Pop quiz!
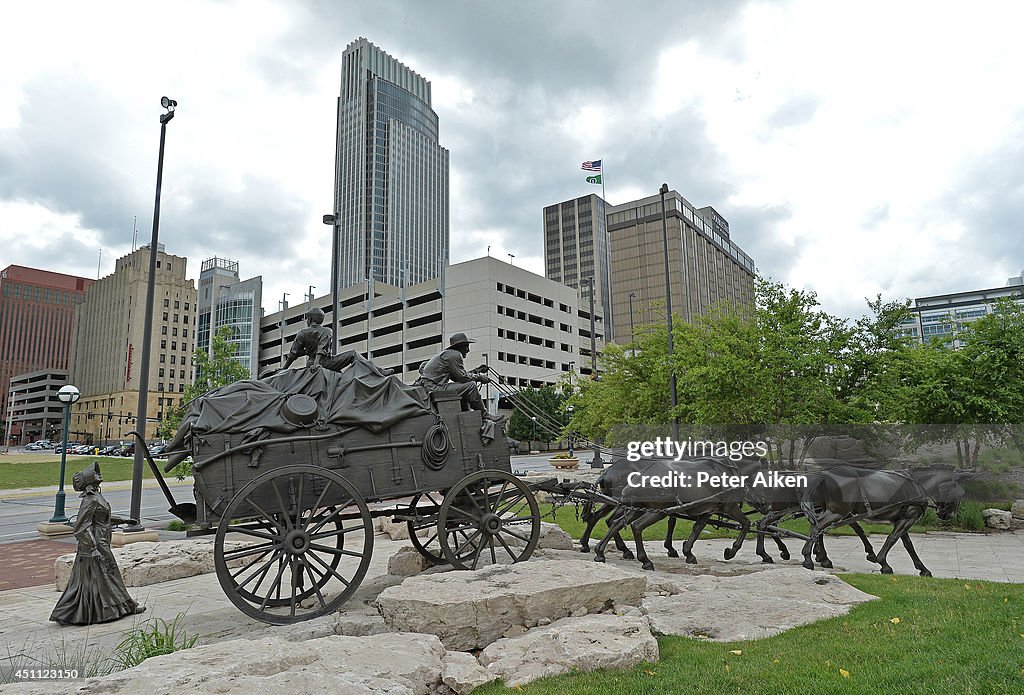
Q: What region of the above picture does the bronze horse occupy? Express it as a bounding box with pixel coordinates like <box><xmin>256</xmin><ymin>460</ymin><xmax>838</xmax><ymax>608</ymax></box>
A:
<box><xmin>799</xmin><ymin>465</ymin><xmax>976</xmax><ymax>576</ymax></box>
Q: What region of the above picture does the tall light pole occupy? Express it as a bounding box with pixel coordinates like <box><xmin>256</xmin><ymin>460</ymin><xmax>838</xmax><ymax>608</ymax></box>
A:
<box><xmin>278</xmin><ymin>293</ymin><xmax>289</xmax><ymax>367</ymax></box>
<box><xmin>566</xmin><ymin>404</ymin><xmax>574</xmax><ymax>457</ymax></box>
<box><xmin>659</xmin><ymin>183</ymin><xmax>679</xmax><ymax>440</ymax></box>
<box><xmin>581</xmin><ymin>277</ymin><xmax>597</xmax><ymax>376</ymax></box>
<box><xmin>128</xmin><ymin>97</ymin><xmax>176</xmax><ymax>533</ymax></box>
<box><xmin>531</xmin><ymin>415</ymin><xmax>537</xmax><ymax>451</ymax></box>
<box><xmin>508</xmin><ymin>253</ymin><xmax>515</xmax><ymax>266</ymax></box>
<box><xmin>628</xmin><ymin>291</ymin><xmax>637</xmax><ymax>342</ymax></box>
<box><xmin>322</xmin><ymin>213</ymin><xmax>340</xmax><ymax>354</ymax></box>
<box><xmin>306</xmin><ymin>285</ymin><xmax>316</xmax><ymax>308</ymax></box>
<box><xmin>49</xmin><ymin>384</ymin><xmax>80</xmax><ymax>523</ymax></box>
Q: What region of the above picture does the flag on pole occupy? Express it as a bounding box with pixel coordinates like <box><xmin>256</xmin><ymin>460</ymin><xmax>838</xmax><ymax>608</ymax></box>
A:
<box><xmin>581</xmin><ymin>160</ymin><xmax>602</xmax><ymax>172</ymax></box>
<box><xmin>586</xmin><ymin>174</ymin><xmax>602</xmax><ymax>185</ymax></box>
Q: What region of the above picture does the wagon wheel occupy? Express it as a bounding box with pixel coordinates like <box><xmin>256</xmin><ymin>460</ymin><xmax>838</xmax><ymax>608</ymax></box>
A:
<box><xmin>214</xmin><ymin>465</ymin><xmax>373</xmax><ymax>624</ymax></box>
<box><xmin>230</xmin><ymin>510</ymin><xmax>344</xmax><ymax>608</ymax></box>
<box><xmin>438</xmin><ymin>470</ymin><xmax>540</xmax><ymax>570</ymax></box>
<box><xmin>405</xmin><ymin>492</ymin><xmax>477</xmax><ymax>565</ymax></box>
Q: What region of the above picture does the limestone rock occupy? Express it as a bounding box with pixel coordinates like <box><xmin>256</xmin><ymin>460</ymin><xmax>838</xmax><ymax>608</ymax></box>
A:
<box><xmin>504</xmin><ymin>521</ymin><xmax>575</xmax><ymax>550</ymax></box>
<box><xmin>479</xmin><ymin>614</ymin><xmax>658</xmax><ymax>688</ymax></box>
<box><xmin>441</xmin><ymin>651</ymin><xmax>495</xmax><ymax>695</ymax></box>
<box><xmin>640</xmin><ymin>567</ymin><xmax>876</xmax><ymax>641</ymax></box>
<box><xmin>983</xmin><ymin>508</ymin><xmax>1013</xmax><ymax>530</ymax></box>
<box><xmin>54</xmin><ymin>539</ymin><xmax>251</xmax><ymax>591</ymax></box>
<box><xmin>376</xmin><ymin>515</ymin><xmax>422</xmax><ymax>541</ymax></box>
<box><xmin>376</xmin><ymin>559</ymin><xmax>647</xmax><ymax>650</ymax></box>
<box><xmin>0</xmin><ymin>632</ymin><xmax>447</xmax><ymax>695</ymax></box>
<box><xmin>1010</xmin><ymin>499</ymin><xmax>1024</xmax><ymax>520</ymax></box>
<box><xmin>389</xmin><ymin>545</ymin><xmax>434</xmax><ymax>576</ymax></box>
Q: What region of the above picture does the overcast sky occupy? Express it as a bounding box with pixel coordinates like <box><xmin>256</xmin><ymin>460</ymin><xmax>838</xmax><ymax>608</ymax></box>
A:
<box><xmin>2</xmin><ymin>0</ymin><xmax>1022</xmax><ymax>320</ymax></box>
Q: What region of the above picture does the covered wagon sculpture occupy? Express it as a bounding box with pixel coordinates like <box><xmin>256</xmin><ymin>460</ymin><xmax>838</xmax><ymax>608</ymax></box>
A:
<box><xmin>138</xmin><ymin>361</ymin><xmax>557</xmax><ymax>625</ymax></box>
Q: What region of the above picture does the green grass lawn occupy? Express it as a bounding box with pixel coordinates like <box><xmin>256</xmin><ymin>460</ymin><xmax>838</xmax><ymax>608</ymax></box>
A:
<box><xmin>477</xmin><ymin>574</ymin><xmax>1024</xmax><ymax>694</ymax></box>
<box><xmin>0</xmin><ymin>455</ymin><xmax>154</xmax><ymax>490</ymax></box>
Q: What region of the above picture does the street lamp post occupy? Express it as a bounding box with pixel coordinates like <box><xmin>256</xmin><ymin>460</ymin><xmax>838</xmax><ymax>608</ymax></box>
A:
<box><xmin>659</xmin><ymin>183</ymin><xmax>679</xmax><ymax>441</ymax></box>
<box><xmin>49</xmin><ymin>384</ymin><xmax>81</xmax><ymax>523</ymax></box>
<box><xmin>128</xmin><ymin>96</ymin><xmax>177</xmax><ymax>533</ymax></box>
<box><xmin>628</xmin><ymin>291</ymin><xmax>636</xmax><ymax>342</ymax></box>
<box><xmin>566</xmin><ymin>404</ymin><xmax>574</xmax><ymax>457</ymax></box>
<box><xmin>531</xmin><ymin>416</ymin><xmax>537</xmax><ymax>451</ymax></box>
<box><xmin>581</xmin><ymin>277</ymin><xmax>598</xmax><ymax>376</ymax></box>
<box><xmin>322</xmin><ymin>213</ymin><xmax>341</xmax><ymax>354</ymax></box>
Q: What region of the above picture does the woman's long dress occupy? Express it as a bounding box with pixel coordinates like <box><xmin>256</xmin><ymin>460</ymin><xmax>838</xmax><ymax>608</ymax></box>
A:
<box><xmin>49</xmin><ymin>490</ymin><xmax>141</xmax><ymax>625</ymax></box>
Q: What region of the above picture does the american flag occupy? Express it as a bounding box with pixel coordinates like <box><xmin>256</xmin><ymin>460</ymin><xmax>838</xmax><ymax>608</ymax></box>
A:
<box><xmin>581</xmin><ymin>160</ymin><xmax>602</xmax><ymax>172</ymax></box>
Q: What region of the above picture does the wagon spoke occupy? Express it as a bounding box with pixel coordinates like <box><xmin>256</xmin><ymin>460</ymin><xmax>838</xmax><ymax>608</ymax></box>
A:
<box><xmin>453</xmin><ymin>529</ymin><xmax>483</xmax><ymax>557</ymax></box>
<box><xmin>223</xmin><ymin>541</ymin><xmax>275</xmax><ymax>561</ymax></box>
<box><xmin>469</xmin><ymin>535</ymin><xmax>486</xmax><ymax>570</ymax></box>
<box><xmin>231</xmin><ymin>526</ymin><xmax>278</xmax><ymax>542</ymax></box>
<box><xmin>303</xmin><ymin>482</ymin><xmax>335</xmax><ymax>529</ymax></box>
<box><xmin>307</xmin><ymin>550</ymin><xmax>351</xmax><ymax>587</ymax></box>
<box><xmin>234</xmin><ymin>549</ymin><xmax>282</xmax><ymax>588</ymax></box>
<box><xmin>308</xmin><ymin>523</ymin><xmax>363</xmax><ymax>541</ymax></box>
<box><xmin>308</xmin><ymin>498</ymin><xmax>354</xmax><ymax>535</ymax></box>
<box><xmin>502</xmin><ymin>527</ymin><xmax>532</xmax><ymax>543</ymax></box>
<box><xmin>270</xmin><ymin>481</ymin><xmax>292</xmax><ymax>530</ymax></box>
<box><xmin>303</xmin><ymin>562</ymin><xmax>327</xmax><ymax>608</ymax></box>
<box><xmin>447</xmin><ymin>505</ymin><xmax>478</xmax><ymax>521</ymax></box>
<box><xmin>489</xmin><ymin>536</ymin><xmax>497</xmax><ymax>564</ymax></box>
<box><xmin>490</xmin><ymin>482</ymin><xmax>509</xmax><ymax>512</ymax></box>
<box><xmin>258</xmin><ymin>557</ymin><xmax>289</xmax><ymax>611</ymax></box>
<box><xmin>289</xmin><ymin>558</ymin><xmax>299</xmax><ymax>616</ymax></box>
<box><xmin>308</xmin><ymin>542</ymin><xmax>364</xmax><ymax>558</ymax></box>
<box><xmin>244</xmin><ymin>499</ymin><xmax>285</xmax><ymax>532</ymax></box>
<box><xmin>228</xmin><ymin>549</ymin><xmax>272</xmax><ymax>581</ymax></box>
<box><xmin>495</xmin><ymin>494</ymin><xmax>528</xmax><ymax>518</ymax></box>
<box><xmin>496</xmin><ymin>534</ymin><xmax>519</xmax><ymax>562</ymax></box>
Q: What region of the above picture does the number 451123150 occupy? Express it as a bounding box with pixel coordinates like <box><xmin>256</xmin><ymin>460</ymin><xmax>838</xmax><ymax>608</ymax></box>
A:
<box><xmin>15</xmin><ymin>669</ymin><xmax>78</xmax><ymax>679</ymax></box>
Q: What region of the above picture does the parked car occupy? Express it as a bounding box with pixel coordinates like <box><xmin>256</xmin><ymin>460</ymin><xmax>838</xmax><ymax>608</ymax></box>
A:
<box><xmin>25</xmin><ymin>443</ymin><xmax>43</xmax><ymax>451</ymax></box>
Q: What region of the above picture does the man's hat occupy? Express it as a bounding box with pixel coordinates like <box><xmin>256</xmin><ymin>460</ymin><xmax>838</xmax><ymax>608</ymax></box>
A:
<box><xmin>449</xmin><ymin>332</ymin><xmax>475</xmax><ymax>347</ymax></box>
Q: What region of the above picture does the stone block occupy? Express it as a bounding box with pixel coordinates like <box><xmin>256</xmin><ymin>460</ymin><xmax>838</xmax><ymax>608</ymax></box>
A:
<box><xmin>387</xmin><ymin>545</ymin><xmax>434</xmax><ymax>576</ymax></box>
<box><xmin>54</xmin><ymin>539</ymin><xmax>250</xmax><ymax>591</ymax></box>
<box><xmin>479</xmin><ymin>614</ymin><xmax>658</xmax><ymax>687</ymax></box>
<box><xmin>376</xmin><ymin>559</ymin><xmax>647</xmax><ymax>650</ymax></box>
<box><xmin>983</xmin><ymin>508</ymin><xmax>1013</xmax><ymax>530</ymax></box>
<box><xmin>1011</xmin><ymin>499</ymin><xmax>1024</xmax><ymax>520</ymax></box>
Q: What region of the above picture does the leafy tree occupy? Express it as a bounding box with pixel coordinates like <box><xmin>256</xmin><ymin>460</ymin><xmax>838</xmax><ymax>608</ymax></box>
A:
<box><xmin>508</xmin><ymin>384</ymin><xmax>567</xmax><ymax>445</ymax></box>
<box><xmin>159</xmin><ymin>326</ymin><xmax>250</xmax><ymax>440</ymax></box>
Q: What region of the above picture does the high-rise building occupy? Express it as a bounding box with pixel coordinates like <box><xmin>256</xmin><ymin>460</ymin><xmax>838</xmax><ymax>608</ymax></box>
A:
<box><xmin>543</xmin><ymin>194</ymin><xmax>613</xmax><ymax>343</ymax></box>
<box><xmin>606</xmin><ymin>191</ymin><xmax>756</xmax><ymax>343</ymax></box>
<box><xmin>197</xmin><ymin>257</ymin><xmax>263</xmax><ymax>377</ymax></box>
<box><xmin>68</xmin><ymin>246</ymin><xmax>197</xmax><ymax>444</ymax></box>
<box><xmin>333</xmin><ymin>37</ymin><xmax>450</xmax><ymax>293</ymax></box>
<box><xmin>1</xmin><ymin>265</ymin><xmax>93</xmax><ymax>441</ymax></box>
<box><xmin>897</xmin><ymin>270</ymin><xmax>1024</xmax><ymax>348</ymax></box>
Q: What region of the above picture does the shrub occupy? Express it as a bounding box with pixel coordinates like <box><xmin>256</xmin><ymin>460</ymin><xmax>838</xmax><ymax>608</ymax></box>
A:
<box><xmin>113</xmin><ymin>614</ymin><xmax>198</xmax><ymax>670</ymax></box>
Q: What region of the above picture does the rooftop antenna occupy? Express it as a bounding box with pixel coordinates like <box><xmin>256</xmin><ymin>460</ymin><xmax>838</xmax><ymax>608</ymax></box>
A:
<box><xmin>97</xmin><ymin>248</ymin><xmax>102</xmax><ymax>279</ymax></box>
<box><xmin>131</xmin><ymin>216</ymin><xmax>138</xmax><ymax>251</ymax></box>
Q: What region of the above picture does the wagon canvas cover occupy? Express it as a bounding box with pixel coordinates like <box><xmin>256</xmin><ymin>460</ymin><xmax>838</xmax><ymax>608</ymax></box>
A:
<box><xmin>166</xmin><ymin>362</ymin><xmax>432</xmax><ymax>454</ymax></box>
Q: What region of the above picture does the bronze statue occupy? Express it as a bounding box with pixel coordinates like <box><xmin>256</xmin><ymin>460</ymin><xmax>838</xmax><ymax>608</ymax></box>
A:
<box><xmin>416</xmin><ymin>333</ymin><xmax>504</xmax><ymax>422</ymax></box>
<box><xmin>282</xmin><ymin>307</ymin><xmax>333</xmax><ymax>369</ymax></box>
<box><xmin>279</xmin><ymin>307</ymin><xmax>393</xmax><ymax>377</ymax></box>
<box><xmin>50</xmin><ymin>462</ymin><xmax>146</xmax><ymax>625</ymax></box>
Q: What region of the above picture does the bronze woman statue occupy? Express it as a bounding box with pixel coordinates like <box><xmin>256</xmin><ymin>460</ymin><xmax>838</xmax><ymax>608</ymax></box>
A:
<box><xmin>49</xmin><ymin>462</ymin><xmax>146</xmax><ymax>625</ymax></box>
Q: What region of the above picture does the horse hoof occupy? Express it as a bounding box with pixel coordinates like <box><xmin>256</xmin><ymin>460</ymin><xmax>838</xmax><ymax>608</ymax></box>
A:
<box><xmin>666</xmin><ymin>549</ymin><xmax>679</xmax><ymax>558</ymax></box>
<box><xmin>622</xmin><ymin>550</ymin><xmax>635</xmax><ymax>560</ymax></box>
<box><xmin>780</xmin><ymin>551</ymin><xmax>791</xmax><ymax>560</ymax></box>
<box><xmin>760</xmin><ymin>556</ymin><xmax>774</xmax><ymax>564</ymax></box>
<box><xmin>723</xmin><ymin>548</ymin><xmax>736</xmax><ymax>560</ymax></box>
<box><xmin>866</xmin><ymin>554</ymin><xmax>877</xmax><ymax>563</ymax></box>
<box><xmin>594</xmin><ymin>555</ymin><xmax>606</xmax><ymax>564</ymax></box>
<box><xmin>820</xmin><ymin>559</ymin><xmax>833</xmax><ymax>569</ymax></box>
<box><xmin>880</xmin><ymin>566</ymin><xmax>893</xmax><ymax>575</ymax></box>
<box><xmin>685</xmin><ymin>556</ymin><xmax>697</xmax><ymax>565</ymax></box>
<box><xmin>580</xmin><ymin>545</ymin><xmax>590</xmax><ymax>554</ymax></box>
<box><xmin>920</xmin><ymin>570</ymin><xmax>932</xmax><ymax>578</ymax></box>
<box><xmin>641</xmin><ymin>561</ymin><xmax>654</xmax><ymax>571</ymax></box>
<box><xmin>802</xmin><ymin>560</ymin><xmax>814</xmax><ymax>570</ymax></box>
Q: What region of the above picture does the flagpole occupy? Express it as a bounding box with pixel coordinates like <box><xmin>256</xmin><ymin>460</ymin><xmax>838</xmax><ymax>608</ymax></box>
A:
<box><xmin>600</xmin><ymin>156</ymin><xmax>606</xmax><ymax>204</ymax></box>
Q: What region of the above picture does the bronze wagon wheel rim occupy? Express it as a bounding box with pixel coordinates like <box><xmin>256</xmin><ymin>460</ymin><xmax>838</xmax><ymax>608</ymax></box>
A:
<box><xmin>214</xmin><ymin>465</ymin><xmax>373</xmax><ymax>625</ymax></box>
<box><xmin>438</xmin><ymin>470</ymin><xmax>540</xmax><ymax>570</ymax></box>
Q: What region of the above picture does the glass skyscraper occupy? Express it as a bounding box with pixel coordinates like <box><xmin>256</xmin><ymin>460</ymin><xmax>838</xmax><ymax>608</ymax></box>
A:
<box><xmin>333</xmin><ymin>38</ymin><xmax>450</xmax><ymax>290</ymax></box>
